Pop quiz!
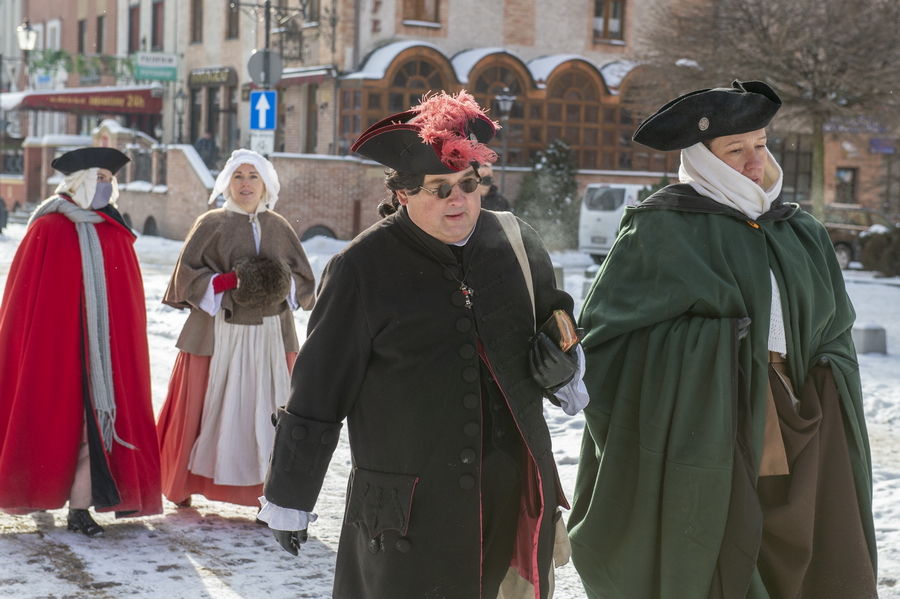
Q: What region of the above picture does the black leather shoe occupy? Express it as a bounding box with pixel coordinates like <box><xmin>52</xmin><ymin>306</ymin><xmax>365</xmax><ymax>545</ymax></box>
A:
<box><xmin>67</xmin><ymin>509</ymin><xmax>105</xmax><ymax>537</ymax></box>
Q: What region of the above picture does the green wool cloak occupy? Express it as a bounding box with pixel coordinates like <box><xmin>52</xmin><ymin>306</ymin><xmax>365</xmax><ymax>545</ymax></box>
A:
<box><xmin>568</xmin><ymin>185</ymin><xmax>875</xmax><ymax>598</ymax></box>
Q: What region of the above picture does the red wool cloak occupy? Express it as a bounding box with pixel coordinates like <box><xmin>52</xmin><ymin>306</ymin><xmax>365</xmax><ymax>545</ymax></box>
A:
<box><xmin>0</xmin><ymin>204</ymin><xmax>162</xmax><ymax>517</ymax></box>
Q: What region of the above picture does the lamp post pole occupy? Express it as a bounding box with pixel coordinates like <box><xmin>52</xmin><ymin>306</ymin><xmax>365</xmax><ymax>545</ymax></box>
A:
<box><xmin>174</xmin><ymin>89</ymin><xmax>186</xmax><ymax>144</ymax></box>
<box><xmin>494</xmin><ymin>87</ymin><xmax>516</xmax><ymax>198</ymax></box>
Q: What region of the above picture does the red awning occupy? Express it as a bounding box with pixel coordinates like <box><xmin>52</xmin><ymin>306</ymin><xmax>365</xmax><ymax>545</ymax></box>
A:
<box><xmin>0</xmin><ymin>85</ymin><xmax>163</xmax><ymax>115</ymax></box>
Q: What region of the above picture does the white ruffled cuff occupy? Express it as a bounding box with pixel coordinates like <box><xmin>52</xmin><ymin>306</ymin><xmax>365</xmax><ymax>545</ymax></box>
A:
<box><xmin>257</xmin><ymin>496</ymin><xmax>317</xmax><ymax>531</ymax></box>
<box><xmin>553</xmin><ymin>344</ymin><xmax>590</xmax><ymax>415</ymax></box>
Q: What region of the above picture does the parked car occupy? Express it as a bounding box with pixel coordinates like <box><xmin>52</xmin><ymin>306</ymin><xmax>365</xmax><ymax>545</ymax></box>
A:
<box><xmin>578</xmin><ymin>183</ymin><xmax>647</xmax><ymax>264</ymax></box>
<box><xmin>799</xmin><ymin>202</ymin><xmax>898</xmax><ymax>269</ymax></box>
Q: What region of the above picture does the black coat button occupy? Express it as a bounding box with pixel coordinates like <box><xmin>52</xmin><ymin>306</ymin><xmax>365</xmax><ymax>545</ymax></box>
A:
<box><xmin>460</xmin><ymin>448</ymin><xmax>477</xmax><ymax>464</ymax></box>
<box><xmin>396</xmin><ymin>538</ymin><xmax>412</xmax><ymax>553</ymax></box>
<box><xmin>459</xmin><ymin>475</ymin><xmax>475</xmax><ymax>489</ymax></box>
<box><xmin>464</xmin><ymin>422</ymin><xmax>480</xmax><ymax>437</ymax></box>
<box><xmin>463</xmin><ymin>393</ymin><xmax>479</xmax><ymax>409</ymax></box>
<box><xmin>450</xmin><ymin>291</ymin><xmax>465</xmax><ymax>307</ymax></box>
<box><xmin>368</xmin><ymin>538</ymin><xmax>379</xmax><ymax>554</ymax></box>
<box><xmin>321</xmin><ymin>430</ymin><xmax>334</xmax><ymax>444</ymax></box>
<box><xmin>456</xmin><ymin>317</ymin><xmax>472</xmax><ymax>333</ymax></box>
<box><xmin>459</xmin><ymin>344</ymin><xmax>475</xmax><ymax>359</ymax></box>
<box><xmin>292</xmin><ymin>426</ymin><xmax>308</xmax><ymax>440</ymax></box>
<box><xmin>462</xmin><ymin>366</ymin><xmax>478</xmax><ymax>382</ymax></box>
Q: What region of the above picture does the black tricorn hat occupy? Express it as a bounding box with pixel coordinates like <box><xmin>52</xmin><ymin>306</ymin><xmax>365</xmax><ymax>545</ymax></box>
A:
<box><xmin>350</xmin><ymin>90</ymin><xmax>498</xmax><ymax>175</ymax></box>
<box><xmin>51</xmin><ymin>147</ymin><xmax>130</xmax><ymax>176</ymax></box>
<box><xmin>632</xmin><ymin>80</ymin><xmax>782</xmax><ymax>152</ymax></box>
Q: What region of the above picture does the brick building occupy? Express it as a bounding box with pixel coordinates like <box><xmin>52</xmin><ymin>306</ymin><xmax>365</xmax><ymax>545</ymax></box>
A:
<box><xmin>2</xmin><ymin>0</ymin><xmax>899</xmax><ymax>239</ymax></box>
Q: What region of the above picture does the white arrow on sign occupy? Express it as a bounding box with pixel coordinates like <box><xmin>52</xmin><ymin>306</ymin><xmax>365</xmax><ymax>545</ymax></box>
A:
<box><xmin>255</xmin><ymin>93</ymin><xmax>271</xmax><ymax>128</ymax></box>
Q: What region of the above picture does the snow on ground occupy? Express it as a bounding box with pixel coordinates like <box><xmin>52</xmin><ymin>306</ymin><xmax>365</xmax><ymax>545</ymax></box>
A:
<box><xmin>0</xmin><ymin>223</ymin><xmax>898</xmax><ymax>598</ymax></box>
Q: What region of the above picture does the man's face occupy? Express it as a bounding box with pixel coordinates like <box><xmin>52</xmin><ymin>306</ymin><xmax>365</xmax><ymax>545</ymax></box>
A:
<box><xmin>398</xmin><ymin>167</ymin><xmax>482</xmax><ymax>244</ymax></box>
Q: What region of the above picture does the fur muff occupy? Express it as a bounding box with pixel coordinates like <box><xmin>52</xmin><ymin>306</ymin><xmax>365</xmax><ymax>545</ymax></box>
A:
<box><xmin>232</xmin><ymin>256</ymin><xmax>292</xmax><ymax>309</ymax></box>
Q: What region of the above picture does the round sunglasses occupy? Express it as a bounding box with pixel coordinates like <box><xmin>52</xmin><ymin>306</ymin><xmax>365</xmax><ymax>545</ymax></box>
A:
<box><xmin>418</xmin><ymin>176</ymin><xmax>483</xmax><ymax>199</ymax></box>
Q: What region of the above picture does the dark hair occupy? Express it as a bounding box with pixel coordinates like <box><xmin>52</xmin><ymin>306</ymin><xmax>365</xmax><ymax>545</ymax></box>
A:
<box><xmin>378</xmin><ymin>170</ymin><xmax>425</xmax><ymax>218</ymax></box>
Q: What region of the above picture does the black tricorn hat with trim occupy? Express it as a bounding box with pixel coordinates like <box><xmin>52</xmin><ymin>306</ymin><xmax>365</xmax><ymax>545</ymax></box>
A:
<box><xmin>350</xmin><ymin>90</ymin><xmax>498</xmax><ymax>174</ymax></box>
<box><xmin>50</xmin><ymin>147</ymin><xmax>131</xmax><ymax>176</ymax></box>
<box><xmin>632</xmin><ymin>80</ymin><xmax>782</xmax><ymax>152</ymax></box>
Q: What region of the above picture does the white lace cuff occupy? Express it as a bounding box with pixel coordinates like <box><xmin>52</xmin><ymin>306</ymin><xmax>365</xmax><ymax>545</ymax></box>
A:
<box><xmin>553</xmin><ymin>344</ymin><xmax>590</xmax><ymax>415</ymax></box>
<box><xmin>257</xmin><ymin>496</ymin><xmax>317</xmax><ymax>531</ymax></box>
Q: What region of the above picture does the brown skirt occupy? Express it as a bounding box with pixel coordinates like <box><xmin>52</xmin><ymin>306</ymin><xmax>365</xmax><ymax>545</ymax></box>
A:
<box><xmin>756</xmin><ymin>355</ymin><xmax>876</xmax><ymax>599</ymax></box>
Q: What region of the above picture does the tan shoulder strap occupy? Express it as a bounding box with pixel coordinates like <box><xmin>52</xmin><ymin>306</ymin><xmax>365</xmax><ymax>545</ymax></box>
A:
<box><xmin>495</xmin><ymin>211</ymin><xmax>535</xmax><ymax>328</ymax></box>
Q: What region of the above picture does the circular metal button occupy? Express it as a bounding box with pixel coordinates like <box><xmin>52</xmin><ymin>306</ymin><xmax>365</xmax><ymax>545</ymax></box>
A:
<box><xmin>458</xmin><ymin>344</ymin><xmax>475</xmax><ymax>359</ymax></box>
<box><xmin>291</xmin><ymin>426</ymin><xmax>307</xmax><ymax>440</ymax></box>
<box><xmin>464</xmin><ymin>422</ymin><xmax>480</xmax><ymax>437</ymax></box>
<box><xmin>459</xmin><ymin>475</ymin><xmax>475</xmax><ymax>489</ymax></box>
<box><xmin>396</xmin><ymin>538</ymin><xmax>411</xmax><ymax>553</ymax></box>
<box><xmin>462</xmin><ymin>366</ymin><xmax>478</xmax><ymax>382</ymax></box>
<box><xmin>320</xmin><ymin>430</ymin><xmax>334</xmax><ymax>444</ymax></box>
<box><xmin>460</xmin><ymin>448</ymin><xmax>477</xmax><ymax>464</ymax></box>
<box><xmin>456</xmin><ymin>317</ymin><xmax>472</xmax><ymax>333</ymax></box>
<box><xmin>462</xmin><ymin>393</ymin><xmax>479</xmax><ymax>409</ymax></box>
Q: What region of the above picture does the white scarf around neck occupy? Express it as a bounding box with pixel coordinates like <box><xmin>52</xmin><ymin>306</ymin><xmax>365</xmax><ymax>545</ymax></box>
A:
<box><xmin>679</xmin><ymin>142</ymin><xmax>783</xmax><ymax>219</ymax></box>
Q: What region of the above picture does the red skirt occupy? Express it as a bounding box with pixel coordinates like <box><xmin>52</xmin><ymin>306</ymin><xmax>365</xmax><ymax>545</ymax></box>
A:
<box><xmin>157</xmin><ymin>351</ymin><xmax>296</xmax><ymax>507</ymax></box>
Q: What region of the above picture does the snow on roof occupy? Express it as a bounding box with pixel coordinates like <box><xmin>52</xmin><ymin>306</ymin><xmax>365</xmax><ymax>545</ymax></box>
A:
<box><xmin>343</xmin><ymin>40</ymin><xmax>448</xmax><ymax>80</ymax></box>
<box><xmin>528</xmin><ymin>54</ymin><xmax>595</xmax><ymax>86</ymax></box>
<box><xmin>451</xmin><ymin>48</ymin><xmax>523</xmax><ymax>85</ymax></box>
<box><xmin>599</xmin><ymin>61</ymin><xmax>639</xmax><ymax>95</ymax></box>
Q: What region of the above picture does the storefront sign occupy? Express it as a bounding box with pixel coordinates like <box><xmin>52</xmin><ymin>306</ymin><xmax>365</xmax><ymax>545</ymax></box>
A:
<box><xmin>135</xmin><ymin>52</ymin><xmax>178</xmax><ymax>82</ymax></box>
<box><xmin>188</xmin><ymin>67</ymin><xmax>238</xmax><ymax>87</ymax></box>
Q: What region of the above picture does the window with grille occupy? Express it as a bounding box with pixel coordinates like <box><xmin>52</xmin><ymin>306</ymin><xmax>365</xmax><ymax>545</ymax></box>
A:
<box><xmin>594</xmin><ymin>0</ymin><xmax>624</xmax><ymax>40</ymax></box>
<box><xmin>404</xmin><ymin>0</ymin><xmax>439</xmax><ymax>22</ymax></box>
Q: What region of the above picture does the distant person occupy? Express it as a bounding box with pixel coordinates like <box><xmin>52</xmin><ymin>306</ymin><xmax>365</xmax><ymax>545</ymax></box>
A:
<box><xmin>157</xmin><ymin>149</ymin><xmax>316</xmax><ymax>513</ymax></box>
<box><xmin>0</xmin><ymin>147</ymin><xmax>162</xmax><ymax>536</ymax></box>
<box><xmin>0</xmin><ymin>199</ymin><xmax>7</xmax><ymax>232</ymax></box>
<box><xmin>194</xmin><ymin>131</ymin><xmax>218</xmax><ymax>169</ymax></box>
<box><xmin>479</xmin><ymin>161</ymin><xmax>511</xmax><ymax>211</ymax></box>
<box><xmin>569</xmin><ymin>80</ymin><xmax>877</xmax><ymax>598</ymax></box>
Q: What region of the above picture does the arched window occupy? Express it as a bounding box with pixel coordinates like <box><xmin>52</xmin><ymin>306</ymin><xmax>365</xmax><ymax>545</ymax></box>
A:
<box><xmin>339</xmin><ymin>58</ymin><xmax>446</xmax><ymax>155</ymax></box>
<box><xmin>544</xmin><ymin>70</ymin><xmax>601</xmax><ymax>169</ymax></box>
<box><xmin>471</xmin><ymin>65</ymin><xmax>525</xmax><ymax>167</ymax></box>
<box><xmin>388</xmin><ymin>59</ymin><xmax>445</xmax><ymax>111</ymax></box>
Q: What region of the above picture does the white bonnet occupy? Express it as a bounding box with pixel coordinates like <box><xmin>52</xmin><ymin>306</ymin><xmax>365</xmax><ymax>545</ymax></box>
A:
<box><xmin>208</xmin><ymin>149</ymin><xmax>281</xmax><ymax>209</ymax></box>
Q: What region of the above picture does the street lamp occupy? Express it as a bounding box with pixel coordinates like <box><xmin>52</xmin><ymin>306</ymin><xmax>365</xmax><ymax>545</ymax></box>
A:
<box><xmin>494</xmin><ymin>87</ymin><xmax>516</xmax><ymax>197</ymax></box>
<box><xmin>16</xmin><ymin>19</ymin><xmax>38</xmax><ymax>89</ymax></box>
<box><xmin>174</xmin><ymin>89</ymin><xmax>186</xmax><ymax>144</ymax></box>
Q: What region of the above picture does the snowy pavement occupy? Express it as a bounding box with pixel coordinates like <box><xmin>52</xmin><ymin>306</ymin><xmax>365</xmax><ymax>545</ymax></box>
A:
<box><xmin>0</xmin><ymin>224</ymin><xmax>898</xmax><ymax>598</ymax></box>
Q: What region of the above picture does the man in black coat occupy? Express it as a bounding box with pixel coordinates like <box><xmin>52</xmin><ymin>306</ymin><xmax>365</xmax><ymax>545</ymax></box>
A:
<box><xmin>259</xmin><ymin>90</ymin><xmax>588</xmax><ymax>599</ymax></box>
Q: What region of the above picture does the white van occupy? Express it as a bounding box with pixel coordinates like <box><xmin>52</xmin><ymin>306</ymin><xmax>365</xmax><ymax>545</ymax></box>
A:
<box><xmin>578</xmin><ymin>184</ymin><xmax>647</xmax><ymax>263</ymax></box>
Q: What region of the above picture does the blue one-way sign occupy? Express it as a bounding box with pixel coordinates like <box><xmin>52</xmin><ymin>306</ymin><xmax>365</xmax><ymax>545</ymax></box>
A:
<box><xmin>249</xmin><ymin>90</ymin><xmax>277</xmax><ymax>130</ymax></box>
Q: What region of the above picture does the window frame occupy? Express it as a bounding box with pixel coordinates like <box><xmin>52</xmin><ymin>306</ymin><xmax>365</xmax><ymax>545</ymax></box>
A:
<box><xmin>128</xmin><ymin>6</ymin><xmax>141</xmax><ymax>54</ymax></box>
<box><xmin>593</xmin><ymin>0</ymin><xmax>625</xmax><ymax>42</ymax></box>
<box><xmin>151</xmin><ymin>0</ymin><xmax>165</xmax><ymax>51</ymax></box>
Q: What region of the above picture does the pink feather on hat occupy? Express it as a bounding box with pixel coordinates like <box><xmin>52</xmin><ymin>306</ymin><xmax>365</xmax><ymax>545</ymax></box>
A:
<box><xmin>410</xmin><ymin>90</ymin><xmax>499</xmax><ymax>170</ymax></box>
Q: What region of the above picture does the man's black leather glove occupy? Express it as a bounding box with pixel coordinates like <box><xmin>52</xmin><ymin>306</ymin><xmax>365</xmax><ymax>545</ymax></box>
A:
<box><xmin>529</xmin><ymin>332</ymin><xmax>578</xmax><ymax>392</ymax></box>
<box><xmin>273</xmin><ymin>529</ymin><xmax>308</xmax><ymax>556</ymax></box>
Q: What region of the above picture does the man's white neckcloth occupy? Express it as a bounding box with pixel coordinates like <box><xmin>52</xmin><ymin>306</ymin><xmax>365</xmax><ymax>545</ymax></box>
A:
<box><xmin>208</xmin><ymin>149</ymin><xmax>281</xmax><ymax>210</ymax></box>
<box><xmin>679</xmin><ymin>142</ymin><xmax>783</xmax><ymax>220</ymax></box>
<box><xmin>55</xmin><ymin>168</ymin><xmax>121</xmax><ymax>209</ymax></box>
